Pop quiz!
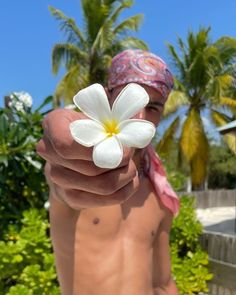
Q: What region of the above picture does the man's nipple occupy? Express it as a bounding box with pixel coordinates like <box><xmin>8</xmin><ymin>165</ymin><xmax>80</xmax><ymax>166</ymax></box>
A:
<box><xmin>93</xmin><ymin>217</ymin><xmax>100</xmax><ymax>225</ymax></box>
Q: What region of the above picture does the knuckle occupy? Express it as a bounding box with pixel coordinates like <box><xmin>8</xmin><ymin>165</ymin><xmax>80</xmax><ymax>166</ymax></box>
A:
<box><xmin>49</xmin><ymin>165</ymin><xmax>61</xmax><ymax>183</ymax></box>
<box><xmin>52</xmin><ymin>138</ymin><xmax>69</xmax><ymax>157</ymax></box>
<box><xmin>64</xmin><ymin>189</ymin><xmax>83</xmax><ymax>210</ymax></box>
<box><xmin>76</xmin><ymin>161</ymin><xmax>105</xmax><ymax>176</ymax></box>
<box><xmin>63</xmin><ymin>189</ymin><xmax>74</xmax><ymax>204</ymax></box>
<box><xmin>87</xmin><ymin>166</ymin><xmax>107</xmax><ymax>177</ymax></box>
<box><xmin>36</xmin><ymin>140</ymin><xmax>44</xmax><ymax>154</ymax></box>
<box><xmin>36</xmin><ymin>139</ymin><xmax>47</xmax><ymax>157</ymax></box>
<box><xmin>42</xmin><ymin>110</ymin><xmax>61</xmax><ymax>130</ymax></box>
<box><xmin>44</xmin><ymin>163</ymin><xmax>50</xmax><ymax>179</ymax></box>
<box><xmin>97</xmin><ymin>176</ymin><xmax>116</xmax><ymax>195</ymax></box>
<box><xmin>122</xmin><ymin>147</ymin><xmax>134</xmax><ymax>164</ymax></box>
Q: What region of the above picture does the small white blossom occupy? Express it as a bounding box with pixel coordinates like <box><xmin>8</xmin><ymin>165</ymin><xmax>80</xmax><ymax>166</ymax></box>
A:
<box><xmin>14</xmin><ymin>101</ymin><xmax>25</xmax><ymax>112</ymax></box>
<box><xmin>9</xmin><ymin>91</ymin><xmax>33</xmax><ymax>111</ymax></box>
<box><xmin>16</xmin><ymin>91</ymin><xmax>33</xmax><ymax>108</ymax></box>
<box><xmin>70</xmin><ymin>83</ymin><xmax>156</xmax><ymax>169</ymax></box>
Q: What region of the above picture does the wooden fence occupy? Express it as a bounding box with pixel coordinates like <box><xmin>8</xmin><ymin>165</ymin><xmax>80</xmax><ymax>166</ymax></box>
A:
<box><xmin>199</xmin><ymin>230</ymin><xmax>236</xmax><ymax>294</ymax></box>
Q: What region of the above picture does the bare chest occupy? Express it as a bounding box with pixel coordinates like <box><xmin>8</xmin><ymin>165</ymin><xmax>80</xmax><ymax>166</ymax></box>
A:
<box><xmin>76</xmin><ymin>177</ymin><xmax>164</xmax><ymax>245</ymax></box>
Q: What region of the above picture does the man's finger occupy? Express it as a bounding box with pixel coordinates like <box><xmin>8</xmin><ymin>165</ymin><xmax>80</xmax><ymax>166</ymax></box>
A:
<box><xmin>43</xmin><ymin>109</ymin><xmax>93</xmax><ymax>160</ymax></box>
<box><xmin>37</xmin><ymin>136</ymin><xmax>132</xmax><ymax>176</ymax></box>
<box><xmin>59</xmin><ymin>175</ymin><xmax>140</xmax><ymax>210</ymax></box>
<box><xmin>48</xmin><ymin>159</ymin><xmax>137</xmax><ymax>195</ymax></box>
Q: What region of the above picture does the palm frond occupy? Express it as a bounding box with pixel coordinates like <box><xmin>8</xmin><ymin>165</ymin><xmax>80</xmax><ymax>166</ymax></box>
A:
<box><xmin>190</xmin><ymin>151</ymin><xmax>208</xmax><ymax>187</ymax></box>
<box><xmin>211</xmin><ymin>110</ymin><xmax>236</xmax><ymax>154</ymax></box>
<box><xmin>180</xmin><ymin>107</ymin><xmax>208</xmax><ymax>163</ymax></box>
<box><xmin>91</xmin><ymin>19</ymin><xmax>116</xmax><ymax>54</ymax></box>
<box><xmin>220</xmin><ymin>97</ymin><xmax>236</xmax><ymax>109</ymax></box>
<box><xmin>180</xmin><ymin>107</ymin><xmax>209</xmax><ymax>185</ymax></box>
<box><xmin>177</xmin><ymin>34</ymin><xmax>187</xmax><ymax>55</ymax></box>
<box><xmin>113</xmin><ymin>14</ymin><xmax>143</xmax><ymax>35</ymax></box>
<box><xmin>81</xmin><ymin>0</ymin><xmax>111</xmax><ymax>42</ymax></box>
<box><xmin>163</xmin><ymin>90</ymin><xmax>189</xmax><ymax>117</ymax></box>
<box><xmin>156</xmin><ymin>117</ymin><xmax>180</xmax><ymax>155</ymax></box>
<box><xmin>103</xmin><ymin>0</ymin><xmax>118</xmax><ymax>5</ymax></box>
<box><xmin>49</xmin><ymin>6</ymin><xmax>86</xmax><ymax>46</ymax></box>
<box><xmin>109</xmin><ymin>0</ymin><xmax>134</xmax><ymax>23</ymax></box>
<box><xmin>218</xmin><ymin>74</ymin><xmax>235</xmax><ymax>89</ymax></box>
<box><xmin>211</xmin><ymin>74</ymin><xmax>235</xmax><ymax>102</ymax></box>
<box><xmin>116</xmin><ymin>36</ymin><xmax>148</xmax><ymax>50</ymax></box>
<box><xmin>167</xmin><ymin>43</ymin><xmax>186</xmax><ymax>81</ymax></box>
<box><xmin>51</xmin><ymin>43</ymin><xmax>88</xmax><ymax>74</ymax></box>
<box><xmin>214</xmin><ymin>36</ymin><xmax>236</xmax><ymax>64</ymax></box>
<box><xmin>54</xmin><ymin>65</ymin><xmax>89</xmax><ymax>105</ymax></box>
<box><xmin>188</xmin><ymin>51</ymin><xmax>208</xmax><ymax>89</ymax></box>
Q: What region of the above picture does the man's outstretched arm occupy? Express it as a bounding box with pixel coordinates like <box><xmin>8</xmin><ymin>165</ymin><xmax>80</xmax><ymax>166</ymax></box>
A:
<box><xmin>152</xmin><ymin>208</ymin><xmax>179</xmax><ymax>295</ymax></box>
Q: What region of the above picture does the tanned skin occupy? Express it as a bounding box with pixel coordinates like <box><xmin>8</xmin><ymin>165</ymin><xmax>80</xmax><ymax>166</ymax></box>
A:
<box><xmin>36</xmin><ymin>84</ymin><xmax>179</xmax><ymax>295</ymax></box>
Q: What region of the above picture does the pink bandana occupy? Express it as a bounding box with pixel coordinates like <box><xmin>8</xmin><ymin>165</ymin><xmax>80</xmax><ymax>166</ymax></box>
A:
<box><xmin>142</xmin><ymin>145</ymin><xmax>180</xmax><ymax>218</ymax></box>
<box><xmin>108</xmin><ymin>49</ymin><xmax>174</xmax><ymax>99</ymax></box>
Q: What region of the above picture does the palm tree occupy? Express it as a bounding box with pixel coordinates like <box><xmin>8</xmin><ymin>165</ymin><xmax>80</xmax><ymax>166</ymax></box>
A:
<box><xmin>157</xmin><ymin>27</ymin><xmax>236</xmax><ymax>189</ymax></box>
<box><xmin>49</xmin><ymin>0</ymin><xmax>148</xmax><ymax>106</ymax></box>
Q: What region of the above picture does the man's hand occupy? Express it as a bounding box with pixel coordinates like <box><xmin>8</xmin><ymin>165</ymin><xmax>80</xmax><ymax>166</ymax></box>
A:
<box><xmin>36</xmin><ymin>109</ymin><xmax>139</xmax><ymax>210</ymax></box>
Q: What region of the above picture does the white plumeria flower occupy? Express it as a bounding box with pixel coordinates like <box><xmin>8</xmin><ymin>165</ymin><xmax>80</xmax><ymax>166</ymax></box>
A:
<box><xmin>69</xmin><ymin>83</ymin><xmax>156</xmax><ymax>169</ymax></box>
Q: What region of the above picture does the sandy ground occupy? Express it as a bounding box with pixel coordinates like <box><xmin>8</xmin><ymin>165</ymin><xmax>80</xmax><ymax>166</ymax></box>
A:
<box><xmin>196</xmin><ymin>206</ymin><xmax>236</xmax><ymax>235</ymax></box>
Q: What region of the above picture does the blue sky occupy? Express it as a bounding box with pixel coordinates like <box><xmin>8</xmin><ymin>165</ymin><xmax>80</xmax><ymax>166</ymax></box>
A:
<box><xmin>1</xmin><ymin>0</ymin><xmax>236</xmax><ymax>109</ymax></box>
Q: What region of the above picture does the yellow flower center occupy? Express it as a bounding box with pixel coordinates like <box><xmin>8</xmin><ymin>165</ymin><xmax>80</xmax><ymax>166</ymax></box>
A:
<box><xmin>103</xmin><ymin>119</ymin><xmax>120</xmax><ymax>137</ymax></box>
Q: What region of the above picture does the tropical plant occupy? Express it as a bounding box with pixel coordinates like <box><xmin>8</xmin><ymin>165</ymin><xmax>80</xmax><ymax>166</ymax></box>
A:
<box><xmin>0</xmin><ymin>94</ymin><xmax>52</xmax><ymax>233</ymax></box>
<box><xmin>208</xmin><ymin>143</ymin><xmax>236</xmax><ymax>189</ymax></box>
<box><xmin>0</xmin><ymin>208</ymin><xmax>60</xmax><ymax>295</ymax></box>
<box><xmin>157</xmin><ymin>27</ymin><xmax>236</xmax><ymax>188</ymax></box>
<box><xmin>49</xmin><ymin>0</ymin><xmax>148</xmax><ymax>106</ymax></box>
<box><xmin>170</xmin><ymin>195</ymin><xmax>213</xmax><ymax>294</ymax></box>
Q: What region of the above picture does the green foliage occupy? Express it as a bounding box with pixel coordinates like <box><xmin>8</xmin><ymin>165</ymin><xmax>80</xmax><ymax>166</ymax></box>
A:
<box><xmin>0</xmin><ymin>208</ymin><xmax>60</xmax><ymax>294</ymax></box>
<box><xmin>0</xmin><ymin>95</ymin><xmax>52</xmax><ymax>233</ymax></box>
<box><xmin>208</xmin><ymin>144</ymin><xmax>236</xmax><ymax>189</ymax></box>
<box><xmin>166</xmin><ymin>168</ymin><xmax>186</xmax><ymax>192</ymax></box>
<box><xmin>49</xmin><ymin>0</ymin><xmax>148</xmax><ymax>105</ymax></box>
<box><xmin>170</xmin><ymin>195</ymin><xmax>213</xmax><ymax>294</ymax></box>
<box><xmin>157</xmin><ymin>140</ymin><xmax>188</xmax><ymax>191</ymax></box>
<box><xmin>159</xmin><ymin>27</ymin><xmax>236</xmax><ymax>187</ymax></box>
<box><xmin>170</xmin><ymin>196</ymin><xmax>203</xmax><ymax>251</ymax></box>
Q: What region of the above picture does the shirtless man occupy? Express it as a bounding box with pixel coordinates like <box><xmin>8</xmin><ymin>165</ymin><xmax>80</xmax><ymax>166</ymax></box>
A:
<box><xmin>36</xmin><ymin>49</ymin><xmax>180</xmax><ymax>295</ymax></box>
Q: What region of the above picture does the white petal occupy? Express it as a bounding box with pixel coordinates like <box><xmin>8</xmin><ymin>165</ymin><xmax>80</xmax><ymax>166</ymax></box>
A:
<box><xmin>93</xmin><ymin>136</ymin><xmax>123</xmax><ymax>168</ymax></box>
<box><xmin>73</xmin><ymin>83</ymin><xmax>112</xmax><ymax>122</ymax></box>
<box><xmin>112</xmin><ymin>83</ymin><xmax>149</xmax><ymax>121</ymax></box>
<box><xmin>117</xmin><ymin>119</ymin><xmax>156</xmax><ymax>148</ymax></box>
<box><xmin>69</xmin><ymin>120</ymin><xmax>107</xmax><ymax>147</ymax></box>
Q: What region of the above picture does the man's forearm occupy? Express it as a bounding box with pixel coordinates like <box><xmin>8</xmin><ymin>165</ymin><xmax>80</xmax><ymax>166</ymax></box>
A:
<box><xmin>153</xmin><ymin>277</ymin><xmax>179</xmax><ymax>295</ymax></box>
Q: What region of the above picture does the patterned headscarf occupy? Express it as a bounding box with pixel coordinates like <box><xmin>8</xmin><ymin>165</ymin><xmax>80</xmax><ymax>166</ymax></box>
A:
<box><xmin>108</xmin><ymin>49</ymin><xmax>174</xmax><ymax>99</ymax></box>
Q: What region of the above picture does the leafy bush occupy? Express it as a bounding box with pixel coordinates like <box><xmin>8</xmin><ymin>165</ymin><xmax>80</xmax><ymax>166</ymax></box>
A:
<box><xmin>170</xmin><ymin>195</ymin><xmax>213</xmax><ymax>294</ymax></box>
<box><xmin>0</xmin><ymin>94</ymin><xmax>52</xmax><ymax>233</ymax></box>
<box><xmin>166</xmin><ymin>167</ymin><xmax>187</xmax><ymax>192</ymax></box>
<box><xmin>208</xmin><ymin>144</ymin><xmax>236</xmax><ymax>189</ymax></box>
<box><xmin>0</xmin><ymin>208</ymin><xmax>60</xmax><ymax>295</ymax></box>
